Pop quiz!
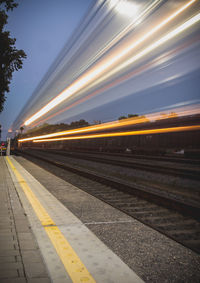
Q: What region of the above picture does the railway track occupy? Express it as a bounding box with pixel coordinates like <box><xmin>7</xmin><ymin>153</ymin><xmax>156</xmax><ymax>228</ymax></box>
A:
<box><xmin>36</xmin><ymin>149</ymin><xmax>200</xmax><ymax>181</ymax></box>
<box><xmin>50</xmin><ymin>149</ymin><xmax>200</xmax><ymax>165</ymax></box>
<box><xmin>15</xmin><ymin>149</ymin><xmax>200</xmax><ymax>254</ymax></box>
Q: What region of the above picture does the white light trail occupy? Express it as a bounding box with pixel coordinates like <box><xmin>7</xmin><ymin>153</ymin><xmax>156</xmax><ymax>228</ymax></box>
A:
<box><xmin>24</xmin><ymin>0</ymin><xmax>197</xmax><ymax>126</ymax></box>
<box><xmin>93</xmin><ymin>12</ymin><xmax>200</xmax><ymax>84</ymax></box>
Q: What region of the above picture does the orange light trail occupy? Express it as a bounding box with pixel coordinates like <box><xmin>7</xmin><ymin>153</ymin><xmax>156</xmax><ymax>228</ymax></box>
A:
<box><xmin>18</xmin><ymin>105</ymin><xmax>200</xmax><ymax>143</ymax></box>
<box><xmin>19</xmin><ymin>116</ymin><xmax>148</xmax><ymax>142</ymax></box>
<box><xmin>24</xmin><ymin>0</ymin><xmax>197</xmax><ymax>126</ymax></box>
<box><xmin>33</xmin><ymin>125</ymin><xmax>200</xmax><ymax>143</ymax></box>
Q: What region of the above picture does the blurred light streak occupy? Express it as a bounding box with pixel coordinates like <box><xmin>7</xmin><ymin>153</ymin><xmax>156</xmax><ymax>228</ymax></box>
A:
<box><xmin>91</xmin><ymin>11</ymin><xmax>200</xmax><ymax>88</ymax></box>
<box><xmin>24</xmin><ymin>0</ymin><xmax>197</xmax><ymax>127</ymax></box>
<box><xmin>32</xmin><ymin>125</ymin><xmax>200</xmax><ymax>143</ymax></box>
<box><xmin>30</xmin><ymin>34</ymin><xmax>200</xmax><ymax>129</ymax></box>
<box><xmin>82</xmin><ymin>1</ymin><xmax>161</xmax><ymax>74</ymax></box>
<box><xmin>18</xmin><ymin>105</ymin><xmax>200</xmax><ymax>143</ymax></box>
<box><xmin>124</xmin><ymin>12</ymin><xmax>200</xmax><ymax>68</ymax></box>
<box><xmin>19</xmin><ymin>117</ymin><xmax>149</xmax><ymax>142</ymax></box>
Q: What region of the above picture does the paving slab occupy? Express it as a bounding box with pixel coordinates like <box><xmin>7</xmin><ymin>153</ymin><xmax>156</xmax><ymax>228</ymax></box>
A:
<box><xmin>0</xmin><ymin>157</ymin><xmax>50</xmax><ymax>283</ymax></box>
<box><xmin>0</xmin><ymin>279</ymin><xmax>26</xmax><ymax>283</ymax></box>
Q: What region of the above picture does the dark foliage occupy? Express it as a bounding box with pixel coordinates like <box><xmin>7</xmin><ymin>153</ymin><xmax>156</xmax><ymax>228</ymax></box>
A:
<box><xmin>0</xmin><ymin>0</ymin><xmax>26</xmax><ymax>112</ymax></box>
<box><xmin>118</xmin><ymin>114</ymin><xmax>139</xmax><ymax>120</ymax></box>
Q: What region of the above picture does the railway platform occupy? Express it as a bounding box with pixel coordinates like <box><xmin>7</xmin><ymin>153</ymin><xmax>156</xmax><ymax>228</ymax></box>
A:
<box><xmin>0</xmin><ymin>155</ymin><xmax>143</xmax><ymax>283</ymax></box>
<box><xmin>1</xmin><ymin>155</ymin><xmax>200</xmax><ymax>283</ymax></box>
<box><xmin>0</xmin><ymin>156</ymin><xmax>50</xmax><ymax>283</ymax></box>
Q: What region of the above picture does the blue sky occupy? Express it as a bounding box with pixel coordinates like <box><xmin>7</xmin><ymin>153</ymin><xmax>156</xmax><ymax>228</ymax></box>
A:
<box><xmin>0</xmin><ymin>0</ymin><xmax>94</xmax><ymax>139</ymax></box>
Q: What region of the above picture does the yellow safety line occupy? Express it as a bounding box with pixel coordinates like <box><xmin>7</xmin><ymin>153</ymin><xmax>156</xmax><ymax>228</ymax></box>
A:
<box><xmin>6</xmin><ymin>156</ymin><xmax>96</xmax><ymax>283</ymax></box>
<box><xmin>6</xmin><ymin>156</ymin><xmax>54</xmax><ymax>226</ymax></box>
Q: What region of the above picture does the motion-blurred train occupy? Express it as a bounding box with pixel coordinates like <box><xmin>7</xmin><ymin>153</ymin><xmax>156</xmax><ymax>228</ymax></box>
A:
<box><xmin>18</xmin><ymin>113</ymin><xmax>200</xmax><ymax>158</ymax></box>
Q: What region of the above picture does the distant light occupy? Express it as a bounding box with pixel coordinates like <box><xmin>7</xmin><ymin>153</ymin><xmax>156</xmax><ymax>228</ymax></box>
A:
<box><xmin>110</xmin><ymin>0</ymin><xmax>140</xmax><ymax>17</ymax></box>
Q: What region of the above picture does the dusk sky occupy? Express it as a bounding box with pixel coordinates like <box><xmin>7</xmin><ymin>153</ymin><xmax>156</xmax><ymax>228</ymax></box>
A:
<box><xmin>0</xmin><ymin>0</ymin><xmax>94</xmax><ymax>139</ymax></box>
<box><xmin>0</xmin><ymin>0</ymin><xmax>200</xmax><ymax>140</ymax></box>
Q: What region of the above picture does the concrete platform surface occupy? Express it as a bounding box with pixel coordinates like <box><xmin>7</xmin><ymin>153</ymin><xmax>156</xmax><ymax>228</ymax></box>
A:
<box><xmin>1</xmin><ymin>156</ymin><xmax>143</xmax><ymax>283</ymax></box>
<box><xmin>0</xmin><ymin>156</ymin><xmax>50</xmax><ymax>283</ymax></box>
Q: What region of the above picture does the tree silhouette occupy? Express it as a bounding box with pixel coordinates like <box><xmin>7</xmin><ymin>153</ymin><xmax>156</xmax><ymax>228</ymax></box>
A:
<box><xmin>119</xmin><ymin>114</ymin><xmax>139</xmax><ymax>120</ymax></box>
<box><xmin>118</xmin><ymin>116</ymin><xmax>127</xmax><ymax>120</ymax></box>
<box><xmin>0</xmin><ymin>0</ymin><xmax>26</xmax><ymax>112</ymax></box>
<box><xmin>20</xmin><ymin>126</ymin><xmax>24</xmax><ymax>134</ymax></box>
<box><xmin>128</xmin><ymin>114</ymin><xmax>139</xmax><ymax>118</ymax></box>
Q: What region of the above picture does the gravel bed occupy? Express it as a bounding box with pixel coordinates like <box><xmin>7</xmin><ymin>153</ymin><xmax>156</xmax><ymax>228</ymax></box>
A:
<box><xmin>85</xmin><ymin>152</ymin><xmax>200</xmax><ymax>170</ymax></box>
<box><xmin>32</xmin><ymin>150</ymin><xmax>200</xmax><ymax>203</ymax></box>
